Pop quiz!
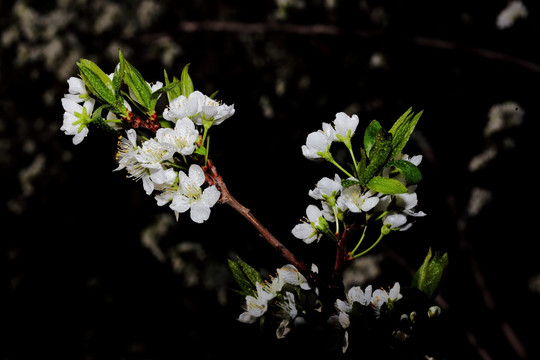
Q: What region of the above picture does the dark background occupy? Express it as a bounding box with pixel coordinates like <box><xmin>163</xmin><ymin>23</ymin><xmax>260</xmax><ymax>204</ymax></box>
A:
<box><xmin>1</xmin><ymin>0</ymin><xmax>539</xmax><ymax>359</ymax></box>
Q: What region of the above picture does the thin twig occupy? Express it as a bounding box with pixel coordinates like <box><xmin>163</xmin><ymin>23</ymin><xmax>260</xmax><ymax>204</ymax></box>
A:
<box><xmin>204</xmin><ymin>160</ymin><xmax>318</xmax><ymax>284</ymax></box>
<box><xmin>178</xmin><ymin>20</ymin><xmax>540</xmax><ymax>74</ymax></box>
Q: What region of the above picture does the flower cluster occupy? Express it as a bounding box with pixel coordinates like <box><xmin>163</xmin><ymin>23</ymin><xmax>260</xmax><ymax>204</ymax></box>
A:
<box><xmin>60</xmin><ymin>52</ymin><xmax>235</xmax><ymax>223</ymax></box>
<box><xmin>329</xmin><ymin>283</ymin><xmax>403</xmax><ymax>352</ymax></box>
<box><xmin>231</xmin><ymin>260</ymin><xmax>320</xmax><ymax>339</ymax></box>
<box><xmin>293</xmin><ymin>110</ymin><xmax>425</xmax><ymax>258</ymax></box>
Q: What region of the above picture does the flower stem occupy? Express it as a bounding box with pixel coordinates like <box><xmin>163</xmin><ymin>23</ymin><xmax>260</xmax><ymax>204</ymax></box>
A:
<box><xmin>352</xmin><ymin>232</ymin><xmax>386</xmax><ymax>258</ymax></box>
<box><xmin>344</xmin><ymin>140</ymin><xmax>358</xmax><ymax>178</ymax></box>
<box><xmin>349</xmin><ymin>225</ymin><xmax>368</xmax><ymax>257</ymax></box>
<box><xmin>328</xmin><ymin>157</ymin><xmax>354</xmax><ymax>178</ymax></box>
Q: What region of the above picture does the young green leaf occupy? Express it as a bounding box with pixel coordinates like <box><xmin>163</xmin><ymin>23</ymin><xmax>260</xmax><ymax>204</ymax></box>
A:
<box><xmin>341</xmin><ymin>179</ymin><xmax>362</xmax><ymax>188</ymax></box>
<box><xmin>180</xmin><ymin>64</ymin><xmax>194</xmax><ymax>97</ymax></box>
<box><xmin>149</xmin><ymin>78</ymin><xmax>180</xmax><ymax>111</ymax></box>
<box><xmin>77</xmin><ymin>60</ymin><xmax>116</xmax><ymax>105</ymax></box>
<box><xmin>386</xmin><ymin>160</ymin><xmax>423</xmax><ymax>184</ymax></box>
<box><xmin>236</xmin><ymin>256</ymin><xmax>263</xmax><ymax>287</ymax></box>
<box><xmin>228</xmin><ymin>258</ymin><xmax>255</xmax><ymax>296</ymax></box>
<box><xmin>360</xmin><ymin>128</ymin><xmax>393</xmax><ymax>184</ymax></box>
<box><xmin>90</xmin><ymin>104</ymin><xmax>117</xmax><ymax>133</ymax></box>
<box><xmin>389</xmin><ymin>108</ymin><xmax>423</xmax><ymax>159</ymax></box>
<box><xmin>412</xmin><ymin>248</ymin><xmax>448</xmax><ymax>299</ymax></box>
<box><xmin>164</xmin><ymin>69</ymin><xmax>181</xmax><ymax>102</ymax></box>
<box><xmin>112</xmin><ymin>61</ymin><xmax>124</xmax><ymax>98</ymax></box>
<box><xmin>367</xmin><ymin>176</ymin><xmax>408</xmax><ymax>194</ymax></box>
<box><xmin>364</xmin><ymin>119</ymin><xmax>382</xmax><ymax>156</ymax></box>
<box><xmin>119</xmin><ymin>50</ymin><xmax>152</xmax><ymax>110</ymax></box>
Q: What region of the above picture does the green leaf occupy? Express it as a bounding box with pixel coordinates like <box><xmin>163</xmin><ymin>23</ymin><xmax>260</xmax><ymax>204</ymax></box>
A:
<box><xmin>112</xmin><ymin>61</ymin><xmax>124</xmax><ymax>99</ymax></box>
<box><xmin>360</xmin><ymin>128</ymin><xmax>393</xmax><ymax>184</ymax></box>
<box><xmin>228</xmin><ymin>258</ymin><xmax>255</xmax><ymax>296</ymax></box>
<box><xmin>209</xmin><ymin>90</ymin><xmax>219</xmax><ymax>99</ymax></box>
<box><xmin>158</xmin><ymin>120</ymin><xmax>174</xmax><ymax>128</ymax></box>
<box><xmin>355</xmin><ymin>149</ymin><xmax>367</xmax><ymax>182</ymax></box>
<box><xmin>389</xmin><ymin>108</ymin><xmax>423</xmax><ymax>159</ymax></box>
<box><xmin>367</xmin><ymin>176</ymin><xmax>408</xmax><ymax>194</ymax></box>
<box><xmin>180</xmin><ymin>64</ymin><xmax>194</xmax><ymax>97</ymax></box>
<box><xmin>341</xmin><ymin>179</ymin><xmax>361</xmax><ymax>188</ymax></box>
<box><xmin>149</xmin><ymin>78</ymin><xmax>180</xmax><ymax>111</ymax></box>
<box><xmin>412</xmin><ymin>248</ymin><xmax>448</xmax><ymax>299</ymax></box>
<box><xmin>364</xmin><ymin>119</ymin><xmax>382</xmax><ymax>156</ymax></box>
<box><xmin>237</xmin><ymin>257</ymin><xmax>263</xmax><ymax>287</ymax></box>
<box><xmin>90</xmin><ymin>104</ymin><xmax>117</xmax><ymax>133</ymax></box>
<box><xmin>164</xmin><ymin>69</ymin><xmax>181</xmax><ymax>102</ymax></box>
<box><xmin>119</xmin><ymin>50</ymin><xmax>152</xmax><ymax>110</ymax></box>
<box><xmin>77</xmin><ymin>60</ymin><xmax>116</xmax><ymax>105</ymax></box>
<box><xmin>386</xmin><ymin>160</ymin><xmax>422</xmax><ymax>185</ymax></box>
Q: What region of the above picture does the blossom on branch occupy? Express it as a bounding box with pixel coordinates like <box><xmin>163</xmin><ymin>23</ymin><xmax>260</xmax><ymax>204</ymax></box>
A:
<box><xmin>60</xmin><ymin>97</ymin><xmax>95</xmax><ymax>145</ymax></box>
<box><xmin>169</xmin><ymin>164</ymin><xmax>221</xmax><ymax>223</ymax></box>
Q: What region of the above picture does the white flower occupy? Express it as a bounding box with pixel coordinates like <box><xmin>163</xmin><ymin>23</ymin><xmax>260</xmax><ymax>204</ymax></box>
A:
<box><xmin>308</xmin><ymin>174</ymin><xmax>342</xmax><ymax>201</ymax></box>
<box><xmin>339</xmin><ymin>185</ymin><xmax>379</xmax><ymax>213</ymax></box>
<box><xmin>238</xmin><ymin>295</ymin><xmax>268</xmax><ymax>324</ymax></box>
<box><xmin>291</xmin><ymin>205</ymin><xmax>328</xmax><ymax>244</ymax></box>
<box><xmin>301</xmin><ymin>122</ymin><xmax>336</xmax><ymax>160</ymax></box>
<box><xmin>163</xmin><ymin>91</ymin><xmax>235</xmax><ymax>126</ymax></box>
<box><xmin>335</xmin><ymin>285</ymin><xmax>372</xmax><ymax>313</ymax></box>
<box><xmin>156</xmin><ymin>117</ymin><xmax>199</xmax><ymax>156</ymax></box>
<box><xmin>276</xmin><ymin>264</ymin><xmax>311</xmax><ymax>290</ymax></box>
<box><xmin>135</xmin><ymin>138</ymin><xmax>175</xmax><ymax>170</ymax></box>
<box><xmin>114</xmin><ymin>130</ymin><xmax>172</xmax><ymax>195</ymax></box>
<box><xmin>370</xmin><ymin>282</ymin><xmax>402</xmax><ymax>317</ymax></box>
<box><xmin>64</xmin><ymin>77</ymin><xmax>89</xmax><ymax>103</ymax></box>
<box><xmin>333</xmin><ymin>112</ymin><xmax>359</xmax><ymax>140</ymax></box>
<box><xmin>275</xmin><ymin>292</ymin><xmax>300</xmax><ymax>339</ymax></box>
<box><xmin>327</xmin><ymin>312</ymin><xmax>350</xmax><ymax>353</ymax></box>
<box><xmin>170</xmin><ymin>164</ymin><xmax>221</xmax><ymax>223</ymax></box>
<box><xmin>60</xmin><ymin>97</ymin><xmax>95</xmax><ymax>145</ymax></box>
<box><xmin>163</xmin><ymin>94</ymin><xmax>199</xmax><ymax>122</ymax></box>
<box><xmin>496</xmin><ymin>1</ymin><xmax>527</xmax><ymax>29</ymax></box>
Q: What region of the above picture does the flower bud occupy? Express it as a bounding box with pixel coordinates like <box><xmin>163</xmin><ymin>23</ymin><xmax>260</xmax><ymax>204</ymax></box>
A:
<box><xmin>428</xmin><ymin>305</ymin><xmax>442</xmax><ymax>318</ymax></box>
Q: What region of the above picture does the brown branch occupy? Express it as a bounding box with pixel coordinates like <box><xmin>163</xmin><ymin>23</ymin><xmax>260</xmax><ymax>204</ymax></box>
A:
<box><xmin>204</xmin><ymin>160</ymin><xmax>318</xmax><ymax>284</ymax></box>
<box><xmin>178</xmin><ymin>20</ymin><xmax>540</xmax><ymax>74</ymax></box>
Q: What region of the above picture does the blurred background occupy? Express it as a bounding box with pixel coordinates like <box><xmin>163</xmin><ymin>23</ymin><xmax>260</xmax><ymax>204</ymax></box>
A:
<box><xmin>1</xmin><ymin>0</ymin><xmax>539</xmax><ymax>359</ymax></box>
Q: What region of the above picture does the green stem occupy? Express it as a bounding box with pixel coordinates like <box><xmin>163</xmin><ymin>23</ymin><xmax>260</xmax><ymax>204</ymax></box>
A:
<box><xmin>352</xmin><ymin>232</ymin><xmax>386</xmax><ymax>258</ymax></box>
<box><xmin>349</xmin><ymin>225</ymin><xmax>368</xmax><ymax>257</ymax></box>
<box><xmin>326</xmin><ymin>155</ymin><xmax>354</xmax><ymax>178</ymax></box>
<box><xmin>344</xmin><ymin>140</ymin><xmax>358</xmax><ymax>178</ymax></box>
<box><xmin>204</xmin><ymin>134</ymin><xmax>210</xmax><ymax>167</ymax></box>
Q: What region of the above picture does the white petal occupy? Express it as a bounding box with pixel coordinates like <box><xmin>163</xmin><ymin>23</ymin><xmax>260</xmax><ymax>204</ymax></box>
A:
<box><xmin>190</xmin><ymin>202</ymin><xmax>211</xmax><ymax>223</ymax></box>
<box><xmin>385</xmin><ymin>213</ymin><xmax>407</xmax><ymax>229</ymax></box>
<box><xmin>201</xmin><ymin>186</ymin><xmax>221</xmax><ymax>207</ymax></box>
<box><xmin>67</xmin><ymin>77</ymin><xmax>86</xmax><ymax>95</ymax></box>
<box><xmin>305</xmin><ymin>204</ymin><xmax>321</xmax><ymax>223</ymax></box>
<box><xmin>170</xmin><ymin>195</ymin><xmax>191</xmax><ymax>213</ymax></box>
<box><xmin>291</xmin><ymin>223</ymin><xmax>314</xmax><ymax>241</ymax></box>
<box><xmin>61</xmin><ymin>97</ymin><xmax>82</xmax><ymax>114</ymax></box>
<box><xmin>72</xmin><ymin>127</ymin><xmax>89</xmax><ymax>145</ymax></box>
<box><xmin>142</xmin><ymin>175</ymin><xmax>154</xmax><ymax>195</ymax></box>
<box><xmin>188</xmin><ymin>164</ymin><xmax>205</xmax><ymax>186</ymax></box>
<box><xmin>361</xmin><ymin>196</ymin><xmax>380</xmax><ymax>212</ymax></box>
<box><xmin>395</xmin><ymin>192</ymin><xmax>417</xmax><ymax>210</ymax></box>
<box><xmin>82</xmin><ymin>98</ymin><xmax>95</xmax><ymax>113</ymax></box>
